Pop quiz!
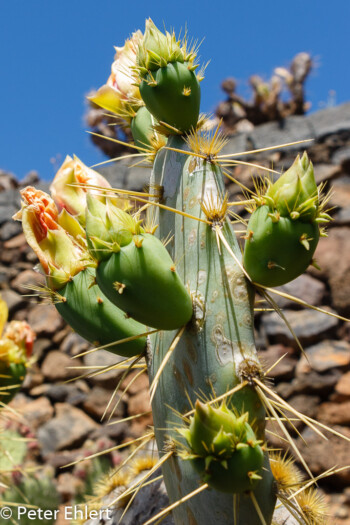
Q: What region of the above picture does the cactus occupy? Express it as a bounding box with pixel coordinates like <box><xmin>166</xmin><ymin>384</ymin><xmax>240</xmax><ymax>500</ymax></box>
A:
<box><xmin>0</xmin><ymin>295</ymin><xmax>35</xmax><ymax>404</ymax></box>
<box><xmin>16</xmin><ymin>18</ymin><xmax>346</xmax><ymax>525</ymax></box>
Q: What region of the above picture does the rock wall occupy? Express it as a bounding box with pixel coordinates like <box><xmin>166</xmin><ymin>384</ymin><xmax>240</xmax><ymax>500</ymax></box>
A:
<box><xmin>1</xmin><ymin>102</ymin><xmax>350</xmax><ymax>522</ymax></box>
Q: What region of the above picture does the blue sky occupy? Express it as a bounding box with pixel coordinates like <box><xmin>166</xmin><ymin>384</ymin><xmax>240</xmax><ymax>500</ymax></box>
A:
<box><xmin>1</xmin><ymin>0</ymin><xmax>349</xmax><ymax>181</ymax></box>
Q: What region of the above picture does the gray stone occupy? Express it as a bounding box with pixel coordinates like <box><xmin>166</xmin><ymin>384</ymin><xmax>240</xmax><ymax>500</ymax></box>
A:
<box><xmin>0</xmin><ymin>220</ymin><xmax>22</xmax><ymax>240</ymax></box>
<box><xmin>37</xmin><ymin>403</ymin><xmax>99</xmax><ymax>455</ymax></box>
<box><xmin>306</xmin><ymin>102</ymin><xmax>350</xmax><ymax>139</ymax></box>
<box><xmin>83</xmin><ymin>349</ymin><xmax>126</xmax><ymax>387</ymax></box>
<box><xmin>296</xmin><ymin>340</ymin><xmax>350</xmax><ymax>374</ymax></box>
<box><xmin>125</xmin><ymin>165</ymin><xmax>152</xmax><ymax>191</ymax></box>
<box><xmin>273</xmin><ymin>274</ymin><xmax>325</xmax><ymax>309</ymax></box>
<box><xmin>260</xmin><ymin>307</ymin><xmax>339</xmax><ymax>348</ymax></box>
<box><xmin>313</xmin><ymin>163</ymin><xmax>341</xmax><ymax>184</ymax></box>
<box><xmin>247</xmin><ymin>115</ymin><xmax>314</xmax><ymax>152</ymax></box>
<box><xmin>331</xmin><ymin>146</ymin><xmax>350</xmax><ymax>169</ymax></box>
<box><xmin>98</xmin><ymin>163</ymin><xmax>127</xmax><ymax>189</ymax></box>
<box><xmin>0</xmin><ymin>289</ymin><xmax>26</xmax><ymax>313</ymax></box>
<box><xmin>220</xmin><ymin>132</ymin><xmax>249</xmax><ymax>158</ymax></box>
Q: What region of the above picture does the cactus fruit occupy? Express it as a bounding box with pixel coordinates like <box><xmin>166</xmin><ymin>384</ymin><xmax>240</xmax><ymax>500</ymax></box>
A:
<box><xmin>55</xmin><ymin>267</ymin><xmax>146</xmax><ymax>357</ymax></box>
<box><xmin>243</xmin><ymin>152</ymin><xmax>330</xmax><ymax>286</ymax></box>
<box><xmin>130</xmin><ymin>106</ymin><xmax>157</xmax><ymax>149</ymax></box>
<box><xmin>243</xmin><ymin>204</ymin><xmax>320</xmax><ymax>287</ymax></box>
<box><xmin>85</xmin><ymin>194</ymin><xmax>193</xmax><ymax>330</ymax></box>
<box><xmin>95</xmin><ymin>232</ymin><xmax>193</xmax><ymax>330</ymax></box>
<box><xmin>178</xmin><ymin>400</ymin><xmax>264</xmax><ymax>493</ymax></box>
<box><xmin>137</xmin><ymin>19</ymin><xmax>201</xmax><ymax>133</ymax></box>
<box><xmin>15</xmin><ymin>187</ymin><xmax>147</xmax><ymax>358</ymax></box>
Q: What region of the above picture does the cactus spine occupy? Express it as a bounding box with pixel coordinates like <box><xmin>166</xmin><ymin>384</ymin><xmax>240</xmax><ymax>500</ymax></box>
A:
<box><xmin>146</xmin><ymin>137</ymin><xmax>275</xmax><ymax>524</ymax></box>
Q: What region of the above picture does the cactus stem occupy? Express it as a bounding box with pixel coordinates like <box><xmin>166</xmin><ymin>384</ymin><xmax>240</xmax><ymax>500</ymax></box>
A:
<box><xmin>250</xmin><ymin>491</ymin><xmax>268</xmax><ymax>525</ymax></box>
<box><xmin>215</xmin><ymin>226</ymin><xmax>252</xmax><ymax>281</ymax></box>
<box><xmin>149</xmin><ymin>325</ymin><xmax>186</xmax><ymax>403</ymax></box>
<box><xmin>184</xmin><ymin>381</ymin><xmax>248</xmax><ymax>417</ymax></box>
<box><xmin>200</xmin><ymin>192</ymin><xmax>228</xmax><ymax>225</ymax></box>
<box><xmin>142</xmin><ymin>483</ymin><xmax>209</xmax><ymax>525</ymax></box>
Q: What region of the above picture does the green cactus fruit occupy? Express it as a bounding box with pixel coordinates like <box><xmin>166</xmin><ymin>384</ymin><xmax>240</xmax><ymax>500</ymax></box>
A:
<box><xmin>130</xmin><ymin>106</ymin><xmax>156</xmax><ymax>149</ymax></box>
<box><xmin>243</xmin><ymin>205</ymin><xmax>319</xmax><ymax>287</ymax></box>
<box><xmin>96</xmin><ymin>233</ymin><xmax>193</xmax><ymax>330</ymax></box>
<box><xmin>0</xmin><ymin>361</ymin><xmax>26</xmax><ymax>404</ymax></box>
<box><xmin>179</xmin><ymin>401</ymin><xmax>264</xmax><ymax>493</ymax></box>
<box><xmin>139</xmin><ymin>62</ymin><xmax>200</xmax><ymax>133</ymax></box>
<box><xmin>55</xmin><ymin>267</ymin><xmax>146</xmax><ymax>357</ymax></box>
<box><xmin>266</xmin><ymin>152</ymin><xmax>318</xmax><ymax>221</ymax></box>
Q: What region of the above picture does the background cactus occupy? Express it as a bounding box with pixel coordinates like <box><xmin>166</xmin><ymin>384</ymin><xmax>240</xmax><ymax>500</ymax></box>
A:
<box><xmin>13</xmin><ymin>18</ymin><xmax>348</xmax><ymax>525</ymax></box>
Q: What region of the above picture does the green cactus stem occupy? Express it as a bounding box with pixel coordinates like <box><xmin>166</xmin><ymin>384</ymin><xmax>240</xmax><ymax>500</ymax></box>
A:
<box><xmin>145</xmin><ymin>135</ymin><xmax>276</xmax><ymax>525</ymax></box>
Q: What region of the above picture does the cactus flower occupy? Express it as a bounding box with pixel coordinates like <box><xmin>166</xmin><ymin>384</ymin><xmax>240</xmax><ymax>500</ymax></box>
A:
<box><xmin>0</xmin><ymin>295</ymin><xmax>35</xmax><ymax>404</ymax></box>
<box><xmin>89</xmin><ymin>31</ymin><xmax>143</xmax><ymax>118</ymax></box>
<box><xmin>50</xmin><ymin>155</ymin><xmax>112</xmax><ymax>226</ymax></box>
<box><xmin>13</xmin><ymin>188</ymin><xmax>90</xmax><ymax>290</ymax></box>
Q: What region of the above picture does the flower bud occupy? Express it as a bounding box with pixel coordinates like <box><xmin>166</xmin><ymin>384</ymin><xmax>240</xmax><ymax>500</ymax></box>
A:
<box><xmin>89</xmin><ymin>31</ymin><xmax>143</xmax><ymax>120</ymax></box>
<box><xmin>178</xmin><ymin>400</ymin><xmax>264</xmax><ymax>493</ymax></box>
<box><xmin>266</xmin><ymin>152</ymin><xmax>318</xmax><ymax>221</ymax></box>
<box><xmin>14</xmin><ymin>188</ymin><xmax>89</xmax><ymax>290</ymax></box>
<box><xmin>50</xmin><ymin>155</ymin><xmax>111</xmax><ymax>226</ymax></box>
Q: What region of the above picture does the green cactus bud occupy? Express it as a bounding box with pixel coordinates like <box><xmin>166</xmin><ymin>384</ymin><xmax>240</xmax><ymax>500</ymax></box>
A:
<box><xmin>137</xmin><ymin>19</ymin><xmax>183</xmax><ymax>72</ymax></box>
<box><xmin>55</xmin><ymin>267</ymin><xmax>146</xmax><ymax>357</ymax></box>
<box><xmin>178</xmin><ymin>400</ymin><xmax>264</xmax><ymax>493</ymax></box>
<box><xmin>243</xmin><ymin>205</ymin><xmax>319</xmax><ymax>287</ymax></box>
<box><xmin>95</xmin><ymin>233</ymin><xmax>193</xmax><ymax>330</ymax></box>
<box><xmin>130</xmin><ymin>106</ymin><xmax>157</xmax><ymax>149</ymax></box>
<box><xmin>139</xmin><ymin>62</ymin><xmax>200</xmax><ymax>133</ymax></box>
<box><xmin>266</xmin><ymin>152</ymin><xmax>318</xmax><ymax>221</ymax></box>
<box><xmin>85</xmin><ymin>194</ymin><xmax>138</xmax><ymax>261</ymax></box>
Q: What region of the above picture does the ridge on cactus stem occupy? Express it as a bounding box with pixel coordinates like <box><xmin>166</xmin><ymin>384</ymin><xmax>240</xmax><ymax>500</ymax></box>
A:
<box><xmin>243</xmin><ymin>151</ymin><xmax>331</xmax><ymax>287</ymax></box>
<box><xmin>14</xmin><ymin>187</ymin><xmax>147</xmax><ymax>357</ymax></box>
<box><xmin>0</xmin><ymin>294</ymin><xmax>35</xmax><ymax>404</ymax></box>
<box><xmin>136</xmin><ymin>19</ymin><xmax>201</xmax><ymax>133</ymax></box>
